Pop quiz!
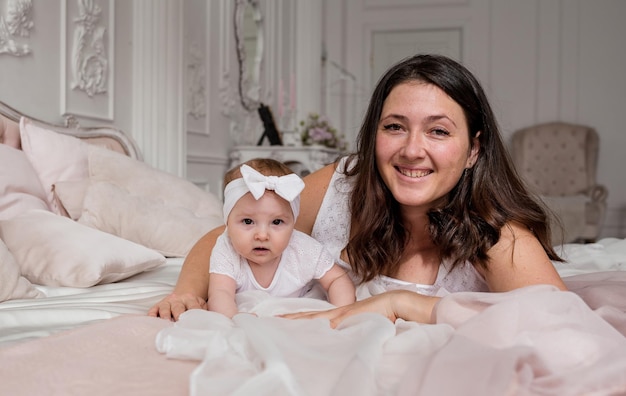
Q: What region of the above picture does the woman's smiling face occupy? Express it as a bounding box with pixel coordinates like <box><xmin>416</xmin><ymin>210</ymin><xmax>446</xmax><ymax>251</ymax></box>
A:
<box><xmin>375</xmin><ymin>81</ymin><xmax>479</xmax><ymax>213</ymax></box>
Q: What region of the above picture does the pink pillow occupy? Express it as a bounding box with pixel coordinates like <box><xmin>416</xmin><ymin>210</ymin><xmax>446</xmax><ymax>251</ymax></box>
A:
<box><xmin>78</xmin><ymin>180</ymin><xmax>223</xmax><ymax>257</ymax></box>
<box><xmin>0</xmin><ymin>210</ymin><xmax>166</xmax><ymax>287</ymax></box>
<box><xmin>52</xmin><ymin>180</ymin><xmax>89</xmax><ymax>220</ymax></box>
<box><xmin>87</xmin><ymin>145</ymin><xmax>223</xmax><ymax>220</ymax></box>
<box><xmin>0</xmin><ymin>238</ymin><xmax>42</xmax><ymax>302</ymax></box>
<box><xmin>0</xmin><ymin>144</ymin><xmax>50</xmax><ymax>220</ymax></box>
<box><xmin>0</xmin><ymin>115</ymin><xmax>21</xmax><ymax>148</ymax></box>
<box><xmin>19</xmin><ymin>117</ymin><xmax>89</xmax><ymax>215</ymax></box>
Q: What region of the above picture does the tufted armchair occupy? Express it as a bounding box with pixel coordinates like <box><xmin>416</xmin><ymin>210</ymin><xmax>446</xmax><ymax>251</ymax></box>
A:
<box><xmin>511</xmin><ymin>122</ymin><xmax>608</xmax><ymax>244</ymax></box>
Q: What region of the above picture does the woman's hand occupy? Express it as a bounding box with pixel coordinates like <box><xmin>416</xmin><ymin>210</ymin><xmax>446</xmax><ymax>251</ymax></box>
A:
<box><xmin>281</xmin><ymin>290</ymin><xmax>439</xmax><ymax>328</ymax></box>
<box><xmin>148</xmin><ymin>292</ymin><xmax>207</xmax><ymax>321</ymax></box>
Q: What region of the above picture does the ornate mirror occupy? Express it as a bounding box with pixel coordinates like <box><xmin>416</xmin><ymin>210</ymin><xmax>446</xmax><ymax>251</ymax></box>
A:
<box><xmin>234</xmin><ymin>0</ymin><xmax>264</xmax><ymax>112</ymax></box>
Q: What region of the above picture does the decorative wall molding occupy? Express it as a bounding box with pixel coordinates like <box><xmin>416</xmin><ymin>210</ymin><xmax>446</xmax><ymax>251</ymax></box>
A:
<box><xmin>0</xmin><ymin>0</ymin><xmax>33</xmax><ymax>56</ymax></box>
<box><xmin>218</xmin><ymin>0</ymin><xmax>248</xmax><ymax>144</ymax></box>
<box><xmin>187</xmin><ymin>41</ymin><xmax>207</xmax><ymax>120</ymax></box>
<box><xmin>187</xmin><ymin>153</ymin><xmax>229</xmax><ymax>165</ymax></box>
<box><xmin>184</xmin><ymin>1</ymin><xmax>209</xmax><ymax>136</ymax></box>
<box><xmin>218</xmin><ymin>1</ymin><xmax>234</xmax><ymax>119</ymax></box>
<box><xmin>261</xmin><ymin>0</ymin><xmax>278</xmax><ymax>124</ymax></box>
<box><xmin>70</xmin><ymin>0</ymin><xmax>109</xmax><ymax>97</ymax></box>
<box><xmin>234</xmin><ymin>0</ymin><xmax>263</xmax><ymax>112</ymax></box>
<box><xmin>61</xmin><ymin>0</ymin><xmax>114</xmax><ymax>121</ymax></box>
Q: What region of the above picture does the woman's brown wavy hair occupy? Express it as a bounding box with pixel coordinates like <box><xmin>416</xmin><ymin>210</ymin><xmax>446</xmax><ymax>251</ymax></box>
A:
<box><xmin>344</xmin><ymin>54</ymin><xmax>563</xmax><ymax>283</ymax></box>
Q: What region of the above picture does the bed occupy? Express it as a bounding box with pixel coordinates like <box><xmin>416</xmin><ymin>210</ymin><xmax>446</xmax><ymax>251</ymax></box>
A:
<box><xmin>1</xmin><ymin>101</ymin><xmax>626</xmax><ymax>396</ymax></box>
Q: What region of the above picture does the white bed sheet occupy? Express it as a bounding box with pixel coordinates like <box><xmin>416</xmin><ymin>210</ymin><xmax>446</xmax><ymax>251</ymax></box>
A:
<box><xmin>0</xmin><ymin>257</ymin><xmax>183</xmax><ymax>347</ymax></box>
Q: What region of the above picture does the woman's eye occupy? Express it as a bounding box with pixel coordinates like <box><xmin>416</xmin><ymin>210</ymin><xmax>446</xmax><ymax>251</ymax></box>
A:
<box><xmin>242</xmin><ymin>218</ymin><xmax>253</xmax><ymax>225</ymax></box>
<box><xmin>272</xmin><ymin>219</ymin><xmax>284</xmax><ymax>225</ymax></box>
<box><xmin>382</xmin><ymin>123</ymin><xmax>403</xmax><ymax>131</ymax></box>
<box><xmin>432</xmin><ymin>128</ymin><xmax>450</xmax><ymax>136</ymax></box>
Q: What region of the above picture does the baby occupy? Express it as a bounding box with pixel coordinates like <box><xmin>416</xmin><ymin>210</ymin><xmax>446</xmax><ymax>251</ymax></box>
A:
<box><xmin>207</xmin><ymin>158</ymin><xmax>356</xmax><ymax>318</ymax></box>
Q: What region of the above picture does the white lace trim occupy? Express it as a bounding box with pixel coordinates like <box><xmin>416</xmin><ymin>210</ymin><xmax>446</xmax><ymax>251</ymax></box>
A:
<box><xmin>311</xmin><ymin>157</ymin><xmax>353</xmax><ymax>268</ymax></box>
<box><xmin>362</xmin><ymin>261</ymin><xmax>488</xmax><ymax>298</ymax></box>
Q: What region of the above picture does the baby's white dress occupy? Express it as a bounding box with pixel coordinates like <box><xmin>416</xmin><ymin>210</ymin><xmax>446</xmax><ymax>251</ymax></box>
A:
<box><xmin>210</xmin><ymin>229</ymin><xmax>336</xmax><ymax>297</ymax></box>
<box><xmin>311</xmin><ymin>157</ymin><xmax>489</xmax><ymax>298</ymax></box>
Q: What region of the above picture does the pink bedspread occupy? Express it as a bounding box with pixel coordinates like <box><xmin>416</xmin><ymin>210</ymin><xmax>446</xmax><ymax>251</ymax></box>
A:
<box><xmin>1</xmin><ymin>272</ymin><xmax>625</xmax><ymax>396</ymax></box>
<box><xmin>0</xmin><ymin>315</ymin><xmax>196</xmax><ymax>396</ymax></box>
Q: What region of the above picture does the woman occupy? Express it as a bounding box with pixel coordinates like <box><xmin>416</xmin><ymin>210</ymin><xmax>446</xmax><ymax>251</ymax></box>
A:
<box><xmin>149</xmin><ymin>54</ymin><xmax>566</xmax><ymax>324</ymax></box>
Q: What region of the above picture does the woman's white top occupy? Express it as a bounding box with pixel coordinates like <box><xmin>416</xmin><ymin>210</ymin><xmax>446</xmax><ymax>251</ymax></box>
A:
<box><xmin>311</xmin><ymin>157</ymin><xmax>488</xmax><ymax>298</ymax></box>
<box><xmin>210</xmin><ymin>229</ymin><xmax>336</xmax><ymax>297</ymax></box>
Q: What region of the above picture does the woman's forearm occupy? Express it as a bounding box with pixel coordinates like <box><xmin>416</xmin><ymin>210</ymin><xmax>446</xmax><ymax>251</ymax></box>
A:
<box><xmin>173</xmin><ymin>225</ymin><xmax>225</xmax><ymax>299</ymax></box>
<box><xmin>391</xmin><ymin>290</ymin><xmax>440</xmax><ymax>324</ymax></box>
<box><xmin>281</xmin><ymin>289</ymin><xmax>440</xmax><ymax>327</ymax></box>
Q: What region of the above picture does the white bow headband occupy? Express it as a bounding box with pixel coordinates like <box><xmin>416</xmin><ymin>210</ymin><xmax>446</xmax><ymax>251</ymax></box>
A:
<box><xmin>222</xmin><ymin>164</ymin><xmax>305</xmax><ymax>222</ymax></box>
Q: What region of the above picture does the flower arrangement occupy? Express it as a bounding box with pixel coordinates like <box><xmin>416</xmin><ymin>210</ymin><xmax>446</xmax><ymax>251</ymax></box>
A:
<box><xmin>298</xmin><ymin>113</ymin><xmax>347</xmax><ymax>150</ymax></box>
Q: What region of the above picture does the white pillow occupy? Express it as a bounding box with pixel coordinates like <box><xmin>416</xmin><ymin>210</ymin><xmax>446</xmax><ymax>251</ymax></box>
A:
<box><xmin>78</xmin><ymin>181</ymin><xmax>223</xmax><ymax>257</ymax></box>
<box><xmin>0</xmin><ymin>239</ymin><xmax>42</xmax><ymax>302</ymax></box>
<box><xmin>0</xmin><ymin>210</ymin><xmax>166</xmax><ymax>287</ymax></box>
<box><xmin>19</xmin><ymin>117</ymin><xmax>90</xmax><ymax>215</ymax></box>
<box><xmin>0</xmin><ymin>144</ymin><xmax>50</xmax><ymax>220</ymax></box>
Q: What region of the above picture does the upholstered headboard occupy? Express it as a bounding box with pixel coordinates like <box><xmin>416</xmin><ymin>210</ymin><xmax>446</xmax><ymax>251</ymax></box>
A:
<box><xmin>0</xmin><ymin>100</ymin><xmax>142</xmax><ymax>160</ymax></box>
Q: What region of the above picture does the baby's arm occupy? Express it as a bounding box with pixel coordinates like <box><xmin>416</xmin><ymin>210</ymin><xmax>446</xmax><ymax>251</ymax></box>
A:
<box><xmin>317</xmin><ymin>264</ymin><xmax>356</xmax><ymax>307</ymax></box>
<box><xmin>207</xmin><ymin>273</ymin><xmax>238</xmax><ymax>318</ymax></box>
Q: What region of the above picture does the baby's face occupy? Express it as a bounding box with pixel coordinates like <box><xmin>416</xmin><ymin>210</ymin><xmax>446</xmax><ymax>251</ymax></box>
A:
<box><xmin>226</xmin><ymin>191</ymin><xmax>295</xmax><ymax>268</ymax></box>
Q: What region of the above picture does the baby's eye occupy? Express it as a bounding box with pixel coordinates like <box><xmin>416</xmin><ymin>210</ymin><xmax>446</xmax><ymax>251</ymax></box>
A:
<box><xmin>242</xmin><ymin>218</ymin><xmax>253</xmax><ymax>225</ymax></box>
<box><xmin>272</xmin><ymin>219</ymin><xmax>284</xmax><ymax>225</ymax></box>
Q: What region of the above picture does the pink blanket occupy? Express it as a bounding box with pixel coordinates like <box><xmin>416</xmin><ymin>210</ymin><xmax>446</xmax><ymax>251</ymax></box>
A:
<box><xmin>0</xmin><ymin>315</ymin><xmax>196</xmax><ymax>396</ymax></box>
<box><xmin>158</xmin><ymin>273</ymin><xmax>626</xmax><ymax>395</ymax></box>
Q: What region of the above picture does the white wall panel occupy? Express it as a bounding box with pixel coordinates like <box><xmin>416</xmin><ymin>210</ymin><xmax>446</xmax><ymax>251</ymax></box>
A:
<box><xmin>325</xmin><ymin>0</ymin><xmax>626</xmax><ymax>237</ymax></box>
<box><xmin>132</xmin><ymin>0</ymin><xmax>184</xmax><ymax>177</ymax></box>
<box><xmin>577</xmin><ymin>0</ymin><xmax>626</xmax><ymax>237</ymax></box>
<box><xmin>535</xmin><ymin>1</ymin><xmax>561</xmax><ymax>124</ymax></box>
<box><xmin>488</xmin><ymin>0</ymin><xmax>538</xmax><ymax>134</ymax></box>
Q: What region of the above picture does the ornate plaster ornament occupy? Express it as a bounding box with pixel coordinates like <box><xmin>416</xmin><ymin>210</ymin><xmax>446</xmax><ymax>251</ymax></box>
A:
<box><xmin>70</xmin><ymin>0</ymin><xmax>108</xmax><ymax>97</ymax></box>
<box><xmin>0</xmin><ymin>0</ymin><xmax>33</xmax><ymax>56</ymax></box>
<box><xmin>187</xmin><ymin>42</ymin><xmax>207</xmax><ymax>119</ymax></box>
